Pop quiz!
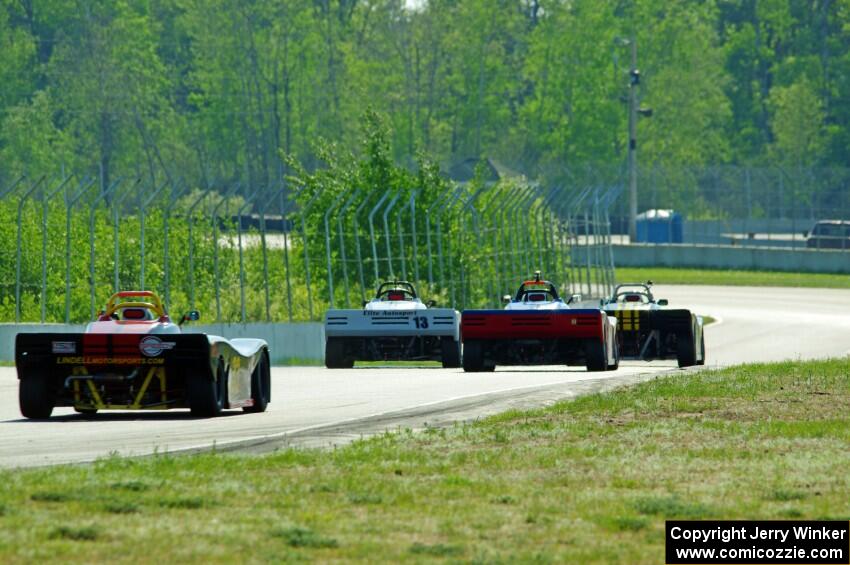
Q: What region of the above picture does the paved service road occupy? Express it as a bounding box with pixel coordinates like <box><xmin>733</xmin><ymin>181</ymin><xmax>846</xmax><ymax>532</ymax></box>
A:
<box><xmin>1</xmin><ymin>285</ymin><xmax>848</xmax><ymax>468</ymax></box>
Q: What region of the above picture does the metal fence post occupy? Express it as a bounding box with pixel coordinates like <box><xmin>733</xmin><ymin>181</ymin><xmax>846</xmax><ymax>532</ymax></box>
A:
<box><xmin>188</xmin><ymin>187</ymin><xmax>212</xmax><ymax>311</ymax></box>
<box><xmin>280</xmin><ymin>187</ymin><xmax>302</xmax><ymax>322</ymax></box>
<box><xmin>140</xmin><ymin>181</ymin><xmax>169</xmax><ymax>290</ymax></box>
<box><xmin>15</xmin><ymin>176</ymin><xmax>47</xmax><ymax>323</ymax></box>
<box><xmin>425</xmin><ymin>189</ymin><xmax>455</xmax><ymax>287</ymax></box>
<box><xmin>568</xmin><ymin>187</ymin><xmax>591</xmax><ymax>296</ymax></box>
<box><xmin>298</xmin><ymin>186</ymin><xmax>325</xmax><ymax>320</ymax></box>
<box><xmin>1</xmin><ymin>176</ymin><xmax>25</xmax><ymax>199</ymax></box>
<box><xmin>409</xmin><ymin>191</ymin><xmax>419</xmax><ymax>283</ymax></box>
<box><xmin>520</xmin><ymin>190</ymin><xmax>538</xmax><ymax>277</ymax></box>
<box><xmin>65</xmin><ymin>178</ymin><xmax>97</xmax><ymax>323</ymax></box>
<box><xmin>382</xmin><ymin>193</ymin><xmax>400</xmax><ymax>279</ymax></box>
<box><xmin>212</xmin><ymin>183</ymin><xmax>240</xmax><ymax>322</ymax></box>
<box><xmin>337</xmin><ymin>188</ymin><xmax>362</xmax><ymax>308</ymax></box>
<box><xmin>480</xmin><ymin>187</ymin><xmax>512</xmax><ymax>304</ymax></box>
<box><xmin>113</xmin><ymin>178</ymin><xmax>142</xmax><ymax>293</ymax></box>
<box><xmin>352</xmin><ymin>196</ymin><xmax>370</xmax><ymax>304</ymax></box>
<box><xmin>237</xmin><ymin>187</ymin><xmax>262</xmax><ymax>323</ymax></box>
<box><xmin>368</xmin><ymin>190</ymin><xmax>392</xmax><ymax>281</ymax></box>
<box><xmin>41</xmin><ymin>176</ymin><xmax>72</xmax><ymax>322</ymax></box>
<box><xmin>162</xmin><ymin>181</ymin><xmax>187</xmax><ymax>312</ymax></box>
<box><xmin>89</xmin><ymin>179</ymin><xmax>123</xmax><ymax>319</ymax></box>
<box><xmin>437</xmin><ymin>188</ymin><xmax>464</xmax><ymax>307</ymax></box>
<box><xmin>549</xmin><ymin>186</ymin><xmax>569</xmax><ymax>283</ymax></box>
<box><xmin>459</xmin><ymin>186</ymin><xmax>488</xmax><ymax>308</ymax></box>
<box><xmin>324</xmin><ymin>188</ymin><xmax>349</xmax><ymax>309</ymax></box>
<box><xmin>529</xmin><ymin>192</ymin><xmax>546</xmax><ymax>273</ymax></box>
<box><xmin>399</xmin><ymin>190</ymin><xmax>418</xmax><ymax>283</ymax></box>
<box><xmin>396</xmin><ymin>195</ymin><xmax>407</xmax><ymax>281</ymax></box>
<box><xmin>259</xmin><ymin>184</ymin><xmax>285</xmax><ymax>321</ymax></box>
<box><xmin>538</xmin><ymin>187</ymin><xmax>558</xmax><ymax>278</ymax></box>
<box><xmin>510</xmin><ymin>187</ymin><xmax>534</xmax><ymax>280</ymax></box>
<box><xmin>497</xmin><ymin>190</ymin><xmax>523</xmax><ymax>292</ymax></box>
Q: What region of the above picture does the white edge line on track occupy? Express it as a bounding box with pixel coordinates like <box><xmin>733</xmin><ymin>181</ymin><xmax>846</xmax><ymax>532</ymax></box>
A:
<box><xmin>50</xmin><ymin>366</ymin><xmax>684</xmax><ymax>468</ymax></box>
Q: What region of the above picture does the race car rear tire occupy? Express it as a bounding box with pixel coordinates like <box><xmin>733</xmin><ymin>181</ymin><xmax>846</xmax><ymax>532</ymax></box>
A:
<box><xmin>585</xmin><ymin>339</ymin><xmax>607</xmax><ymax>372</ymax></box>
<box><xmin>244</xmin><ymin>350</ymin><xmax>270</xmax><ymax>413</ymax></box>
<box><xmin>462</xmin><ymin>340</ymin><xmax>485</xmax><ymax>372</ymax></box>
<box><xmin>188</xmin><ymin>360</ymin><xmax>225</xmax><ymax>417</ymax></box>
<box><xmin>696</xmin><ymin>333</ymin><xmax>706</xmax><ymax>366</ymax></box>
<box><xmin>677</xmin><ymin>333</ymin><xmax>697</xmax><ymax>368</ymax></box>
<box><xmin>441</xmin><ymin>337</ymin><xmax>461</xmax><ymax>368</ymax></box>
<box><xmin>608</xmin><ymin>339</ymin><xmax>620</xmax><ymax>371</ymax></box>
<box><xmin>325</xmin><ymin>338</ymin><xmax>353</xmax><ymax>369</ymax></box>
<box><xmin>19</xmin><ymin>372</ymin><xmax>55</xmax><ymax>419</ymax></box>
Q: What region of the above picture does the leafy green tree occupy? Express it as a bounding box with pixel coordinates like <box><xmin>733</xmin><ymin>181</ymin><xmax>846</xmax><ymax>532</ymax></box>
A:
<box><xmin>769</xmin><ymin>78</ymin><xmax>826</xmax><ymax>165</ymax></box>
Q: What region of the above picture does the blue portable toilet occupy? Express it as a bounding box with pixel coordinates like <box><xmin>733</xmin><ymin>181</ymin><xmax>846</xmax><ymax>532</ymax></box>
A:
<box><xmin>635</xmin><ymin>209</ymin><xmax>683</xmax><ymax>243</ymax></box>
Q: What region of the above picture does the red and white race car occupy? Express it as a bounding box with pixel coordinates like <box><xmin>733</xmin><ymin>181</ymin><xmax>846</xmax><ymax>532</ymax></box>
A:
<box><xmin>461</xmin><ymin>273</ymin><xmax>619</xmax><ymax>372</ymax></box>
<box><xmin>16</xmin><ymin>291</ymin><xmax>270</xmax><ymax>418</ymax></box>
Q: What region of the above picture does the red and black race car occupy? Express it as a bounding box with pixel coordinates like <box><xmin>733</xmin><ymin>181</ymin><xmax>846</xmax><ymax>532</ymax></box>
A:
<box><xmin>460</xmin><ymin>273</ymin><xmax>619</xmax><ymax>372</ymax></box>
<box><xmin>15</xmin><ymin>291</ymin><xmax>270</xmax><ymax>419</ymax></box>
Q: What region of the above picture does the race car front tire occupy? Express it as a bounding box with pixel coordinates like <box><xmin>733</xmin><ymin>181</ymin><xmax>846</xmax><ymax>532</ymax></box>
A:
<box><xmin>585</xmin><ymin>339</ymin><xmax>607</xmax><ymax>372</ymax></box>
<box><xmin>441</xmin><ymin>337</ymin><xmax>461</xmax><ymax>368</ymax></box>
<box><xmin>325</xmin><ymin>338</ymin><xmax>353</xmax><ymax>369</ymax></box>
<box><xmin>244</xmin><ymin>350</ymin><xmax>270</xmax><ymax>413</ymax></box>
<box><xmin>188</xmin><ymin>360</ymin><xmax>226</xmax><ymax>417</ymax></box>
<box><xmin>19</xmin><ymin>372</ymin><xmax>55</xmax><ymax>419</ymax></box>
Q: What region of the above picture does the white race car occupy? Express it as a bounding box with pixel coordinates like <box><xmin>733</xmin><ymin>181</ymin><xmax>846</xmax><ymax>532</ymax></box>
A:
<box><xmin>323</xmin><ymin>281</ymin><xmax>461</xmax><ymax>368</ymax></box>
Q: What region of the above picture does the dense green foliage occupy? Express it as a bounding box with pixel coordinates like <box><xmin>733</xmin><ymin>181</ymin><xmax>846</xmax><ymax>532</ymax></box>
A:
<box><xmin>1</xmin><ymin>0</ymin><xmax>848</xmax><ymax>188</ymax></box>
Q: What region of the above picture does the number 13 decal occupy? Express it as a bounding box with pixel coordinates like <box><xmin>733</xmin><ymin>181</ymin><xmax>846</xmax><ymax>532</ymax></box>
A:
<box><xmin>413</xmin><ymin>316</ymin><xmax>429</xmax><ymax>328</ymax></box>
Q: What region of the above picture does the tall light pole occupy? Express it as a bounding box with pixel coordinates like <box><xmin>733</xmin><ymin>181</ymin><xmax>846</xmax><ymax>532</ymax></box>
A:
<box><xmin>627</xmin><ymin>38</ymin><xmax>639</xmax><ymax>243</ymax></box>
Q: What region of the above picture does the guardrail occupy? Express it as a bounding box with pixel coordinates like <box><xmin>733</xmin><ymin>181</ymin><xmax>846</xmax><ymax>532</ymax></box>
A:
<box><xmin>613</xmin><ymin>244</ymin><xmax>850</xmax><ymax>274</ymax></box>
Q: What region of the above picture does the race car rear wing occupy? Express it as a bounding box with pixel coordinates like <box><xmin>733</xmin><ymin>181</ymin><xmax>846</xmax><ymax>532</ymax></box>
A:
<box><xmin>461</xmin><ymin>309</ymin><xmax>607</xmax><ymax>341</ymax></box>
<box><xmin>16</xmin><ymin>333</ymin><xmax>215</xmax><ymax>379</ymax></box>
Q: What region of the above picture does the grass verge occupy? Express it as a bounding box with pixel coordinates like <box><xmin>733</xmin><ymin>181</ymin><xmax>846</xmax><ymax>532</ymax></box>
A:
<box><xmin>616</xmin><ymin>266</ymin><xmax>850</xmax><ymax>289</ymax></box>
<box><xmin>271</xmin><ymin>356</ymin><xmax>323</xmax><ymax>367</ymax></box>
<box><xmin>355</xmin><ymin>360</ymin><xmax>443</xmax><ymax>368</ymax></box>
<box><xmin>1</xmin><ymin>358</ymin><xmax>849</xmax><ymax>562</ymax></box>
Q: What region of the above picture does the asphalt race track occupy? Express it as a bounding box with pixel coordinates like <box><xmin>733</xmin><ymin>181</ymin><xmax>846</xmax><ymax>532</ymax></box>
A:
<box><xmin>1</xmin><ymin>285</ymin><xmax>848</xmax><ymax>468</ymax></box>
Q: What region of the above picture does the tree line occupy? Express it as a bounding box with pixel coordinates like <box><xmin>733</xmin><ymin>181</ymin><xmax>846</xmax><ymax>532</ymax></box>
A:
<box><xmin>1</xmin><ymin>0</ymin><xmax>847</xmax><ymax>191</ymax></box>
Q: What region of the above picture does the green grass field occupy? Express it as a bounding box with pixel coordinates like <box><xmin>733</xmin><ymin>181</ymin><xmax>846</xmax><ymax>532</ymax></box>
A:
<box><xmin>2</xmin><ymin>358</ymin><xmax>849</xmax><ymax>562</ymax></box>
<box><xmin>616</xmin><ymin>267</ymin><xmax>850</xmax><ymax>289</ymax></box>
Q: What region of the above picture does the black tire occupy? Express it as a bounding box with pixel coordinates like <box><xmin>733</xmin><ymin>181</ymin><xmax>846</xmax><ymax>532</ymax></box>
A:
<box><xmin>19</xmin><ymin>373</ymin><xmax>55</xmax><ymax>419</ymax></box>
<box><xmin>608</xmin><ymin>338</ymin><xmax>620</xmax><ymax>370</ymax></box>
<box><xmin>325</xmin><ymin>338</ymin><xmax>353</xmax><ymax>369</ymax></box>
<box><xmin>696</xmin><ymin>333</ymin><xmax>706</xmax><ymax>366</ymax></box>
<box><xmin>441</xmin><ymin>337</ymin><xmax>461</xmax><ymax>368</ymax></box>
<box><xmin>677</xmin><ymin>332</ymin><xmax>697</xmax><ymax>368</ymax></box>
<box><xmin>585</xmin><ymin>339</ymin><xmax>607</xmax><ymax>372</ymax></box>
<box><xmin>188</xmin><ymin>360</ymin><xmax>225</xmax><ymax>417</ymax></box>
<box><xmin>244</xmin><ymin>350</ymin><xmax>270</xmax><ymax>413</ymax></box>
<box><xmin>462</xmin><ymin>340</ymin><xmax>485</xmax><ymax>372</ymax></box>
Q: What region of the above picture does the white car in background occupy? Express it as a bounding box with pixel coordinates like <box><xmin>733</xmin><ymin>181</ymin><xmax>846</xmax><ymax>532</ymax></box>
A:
<box><xmin>323</xmin><ymin>281</ymin><xmax>461</xmax><ymax>368</ymax></box>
